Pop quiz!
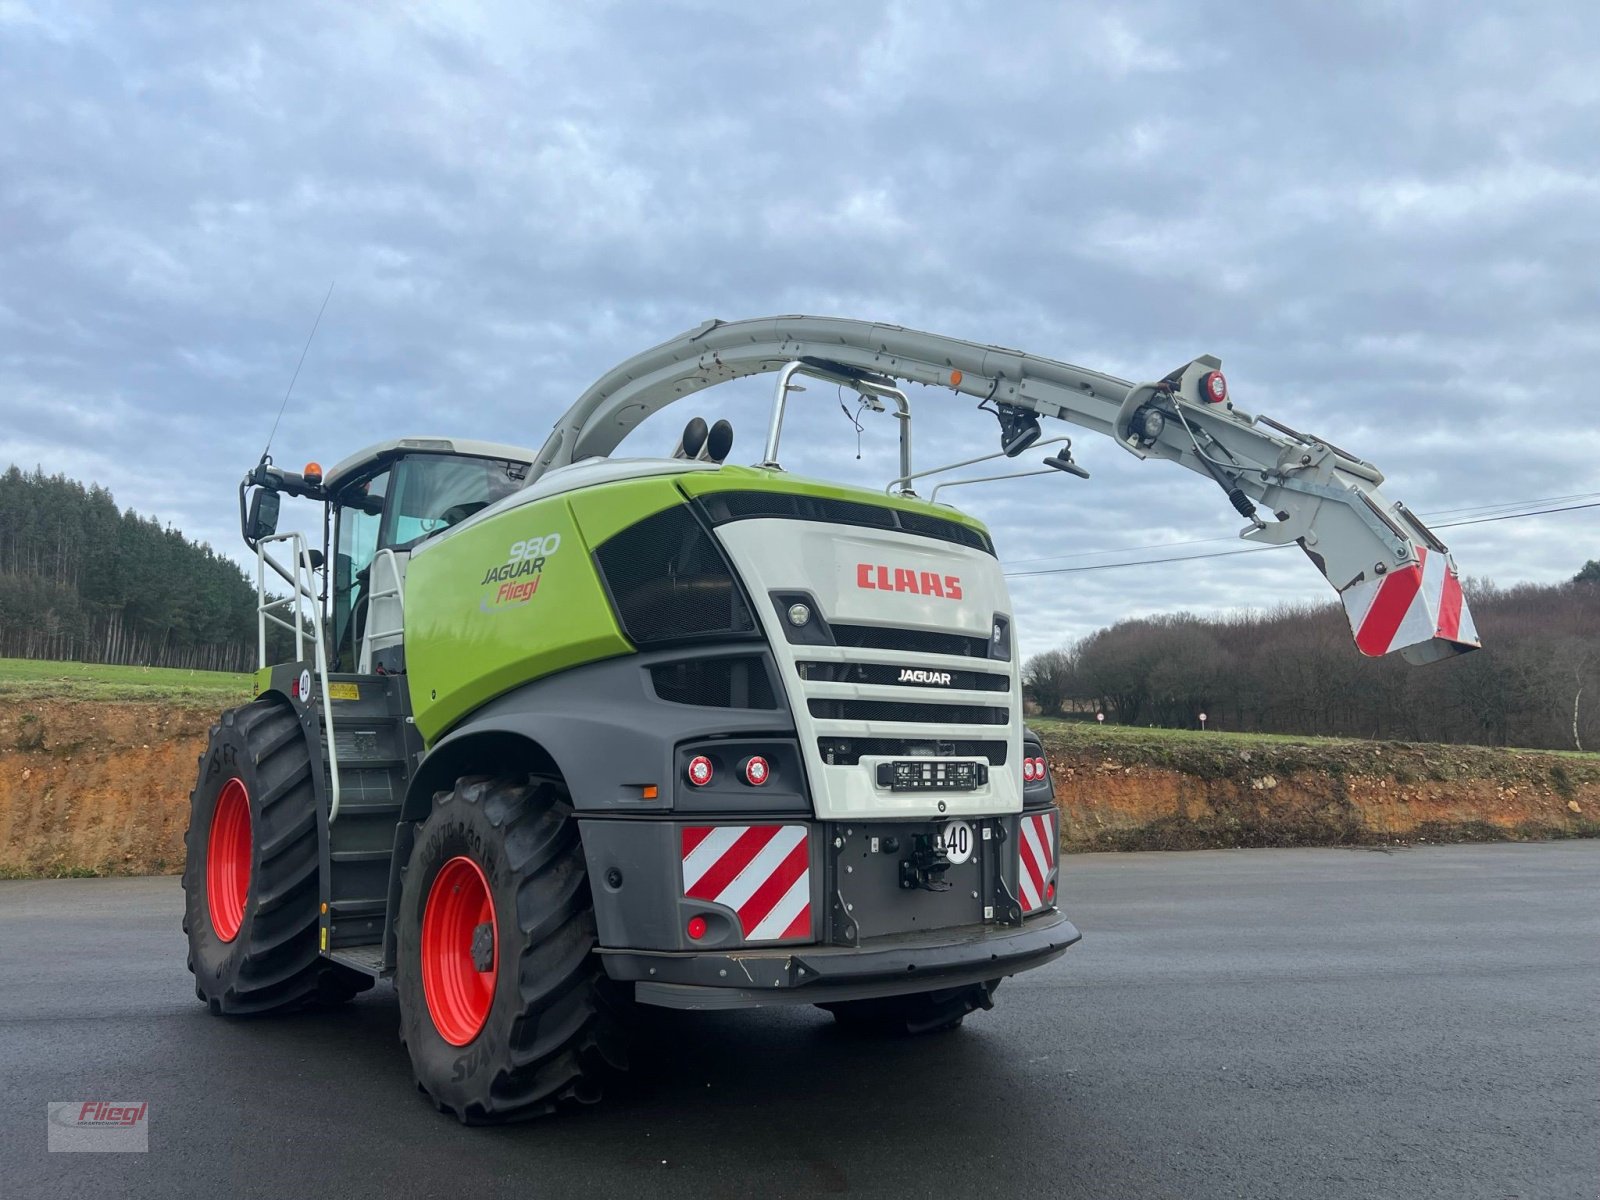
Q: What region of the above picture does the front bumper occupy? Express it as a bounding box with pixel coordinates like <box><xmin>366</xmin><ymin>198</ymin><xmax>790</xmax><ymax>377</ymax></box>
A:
<box><xmin>601</xmin><ymin>907</ymin><xmax>1081</xmax><ymax>1009</ymax></box>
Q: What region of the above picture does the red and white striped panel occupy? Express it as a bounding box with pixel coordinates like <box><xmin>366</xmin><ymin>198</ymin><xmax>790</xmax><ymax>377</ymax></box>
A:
<box><xmin>1018</xmin><ymin>811</ymin><xmax>1057</xmax><ymax>915</ymax></box>
<box><xmin>1341</xmin><ymin>546</ymin><xmax>1480</xmax><ymax>658</ymax></box>
<box><xmin>680</xmin><ymin>824</ymin><xmax>812</xmax><ymax>943</ymax></box>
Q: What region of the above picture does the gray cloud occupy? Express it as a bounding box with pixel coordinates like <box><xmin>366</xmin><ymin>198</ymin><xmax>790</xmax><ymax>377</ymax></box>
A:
<box><xmin>2</xmin><ymin>0</ymin><xmax>1596</xmax><ymax>659</ymax></box>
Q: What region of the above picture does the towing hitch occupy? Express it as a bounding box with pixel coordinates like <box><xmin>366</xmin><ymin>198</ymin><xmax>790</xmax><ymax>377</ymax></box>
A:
<box><xmin>899</xmin><ymin>834</ymin><xmax>954</xmax><ymax>892</ymax></box>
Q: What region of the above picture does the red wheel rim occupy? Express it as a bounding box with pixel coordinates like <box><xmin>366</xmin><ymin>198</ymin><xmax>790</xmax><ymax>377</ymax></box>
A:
<box><xmin>421</xmin><ymin>856</ymin><xmax>498</xmax><ymax>1046</ymax></box>
<box><xmin>206</xmin><ymin>778</ymin><xmax>251</xmax><ymax>943</ymax></box>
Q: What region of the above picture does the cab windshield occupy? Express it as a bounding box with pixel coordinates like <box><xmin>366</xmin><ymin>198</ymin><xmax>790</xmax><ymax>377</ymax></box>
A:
<box><xmin>330</xmin><ymin>453</ymin><xmax>526</xmax><ymax>668</ymax></box>
<box><xmin>382</xmin><ymin>454</ymin><xmax>526</xmax><ymax>551</ymax></box>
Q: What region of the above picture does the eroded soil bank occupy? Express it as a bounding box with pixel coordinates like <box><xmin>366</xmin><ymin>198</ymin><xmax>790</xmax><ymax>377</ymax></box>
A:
<box><xmin>0</xmin><ymin>701</ymin><xmax>213</xmax><ymax>877</ymax></box>
<box><xmin>1</xmin><ymin>701</ymin><xmax>1596</xmax><ymax>876</ymax></box>
<box><xmin>1038</xmin><ymin>723</ymin><xmax>1600</xmax><ymax>851</ymax></box>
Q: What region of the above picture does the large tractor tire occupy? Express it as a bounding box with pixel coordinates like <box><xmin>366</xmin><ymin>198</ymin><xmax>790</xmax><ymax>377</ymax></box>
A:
<box><xmin>819</xmin><ymin>979</ymin><xmax>1001</xmax><ymax>1035</ymax></box>
<box><xmin>183</xmin><ymin>698</ymin><xmax>371</xmax><ymax>1014</ymax></box>
<box><xmin>395</xmin><ymin>773</ymin><xmax>626</xmax><ymax>1123</ymax></box>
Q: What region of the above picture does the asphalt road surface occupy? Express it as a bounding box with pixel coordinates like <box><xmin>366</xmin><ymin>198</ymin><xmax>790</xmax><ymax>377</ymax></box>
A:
<box><xmin>4</xmin><ymin>842</ymin><xmax>1596</xmax><ymax>1199</ymax></box>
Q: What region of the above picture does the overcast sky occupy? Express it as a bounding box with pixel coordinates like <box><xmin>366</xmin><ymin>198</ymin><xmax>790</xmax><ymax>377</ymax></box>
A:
<box><xmin>2</xmin><ymin>1</ymin><xmax>1597</xmax><ymax>657</ymax></box>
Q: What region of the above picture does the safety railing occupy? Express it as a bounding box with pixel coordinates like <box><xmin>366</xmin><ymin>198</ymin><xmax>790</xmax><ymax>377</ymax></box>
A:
<box><xmin>763</xmin><ymin>360</ymin><xmax>914</xmax><ymax>495</ymax></box>
<box><xmin>256</xmin><ymin>532</ymin><xmax>341</xmax><ymax>822</ymax></box>
<box><xmin>359</xmin><ymin>549</ymin><xmax>406</xmax><ymax>673</ymax></box>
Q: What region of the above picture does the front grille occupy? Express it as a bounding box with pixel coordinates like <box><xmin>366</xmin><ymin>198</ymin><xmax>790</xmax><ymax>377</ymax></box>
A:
<box><xmin>830</xmin><ymin>623</ymin><xmax>993</xmax><ymax>659</ymax></box>
<box><xmin>796</xmin><ymin>661</ymin><xmax>1010</xmax><ymax>692</ymax></box>
<box><xmin>696</xmin><ymin>490</ymin><xmax>995</xmax><ymax>555</ymax></box>
<box><xmin>817</xmin><ymin>737</ymin><xmax>1009</xmax><ymax>766</ymax></box>
<box><xmin>594</xmin><ymin>505</ymin><xmax>757</xmax><ymax>645</ymax></box>
<box><xmin>650</xmin><ymin>657</ymin><xmax>778</xmax><ymax>709</ymax></box>
<box><xmin>808</xmin><ymin>698</ymin><xmax>1009</xmax><ymax>726</ymax></box>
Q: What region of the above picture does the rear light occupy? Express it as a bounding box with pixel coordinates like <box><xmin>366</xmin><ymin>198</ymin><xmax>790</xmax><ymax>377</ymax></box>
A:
<box><xmin>686</xmin><ymin>915</ymin><xmax>707</xmax><ymax>940</ymax></box>
<box><xmin>687</xmin><ymin>756</ymin><xmax>713</xmax><ymax>787</ymax></box>
<box><xmin>1035</xmin><ymin>756</ymin><xmax>1047</xmax><ymax>779</ymax></box>
<box><xmin>1023</xmin><ymin>756</ymin><xmax>1046</xmax><ymax>782</ymax></box>
<box><xmin>744</xmin><ymin>756</ymin><xmax>770</xmax><ymax>786</ymax></box>
<box><xmin>1023</xmin><ymin>759</ymin><xmax>1037</xmax><ymax>782</ymax></box>
<box><xmin>1200</xmin><ymin>370</ymin><xmax>1228</xmax><ymax>404</ymax></box>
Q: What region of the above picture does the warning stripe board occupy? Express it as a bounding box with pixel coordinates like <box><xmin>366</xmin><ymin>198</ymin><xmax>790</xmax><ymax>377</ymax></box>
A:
<box><xmin>681</xmin><ymin>824</ymin><xmax>812</xmax><ymax>942</ymax></box>
<box><xmin>1018</xmin><ymin>811</ymin><xmax>1057</xmax><ymax>915</ymax></box>
<box><xmin>1340</xmin><ymin>546</ymin><xmax>1480</xmax><ymax>657</ymax></box>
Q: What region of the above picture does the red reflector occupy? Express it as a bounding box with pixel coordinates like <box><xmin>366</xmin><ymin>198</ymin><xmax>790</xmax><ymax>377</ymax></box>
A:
<box><xmin>744</xmin><ymin>756</ymin><xmax>770</xmax><ymax>786</ymax></box>
<box><xmin>1046</xmin><ymin>881</ymin><xmax>1055</xmax><ymax>902</ymax></box>
<box><xmin>1200</xmin><ymin>370</ymin><xmax>1228</xmax><ymax>403</ymax></box>
<box><xmin>686</xmin><ymin>915</ymin><xmax>707</xmax><ymax>940</ymax></box>
<box><xmin>687</xmin><ymin>756</ymin><xmax>713</xmax><ymax>787</ymax></box>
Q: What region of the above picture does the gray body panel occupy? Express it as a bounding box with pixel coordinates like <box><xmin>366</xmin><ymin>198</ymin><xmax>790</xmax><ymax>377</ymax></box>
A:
<box><xmin>402</xmin><ymin>643</ymin><xmax>803</xmax><ymax>821</ymax></box>
<box><xmin>607</xmin><ymin>909</ymin><xmax>1080</xmax><ymax>1009</ymax></box>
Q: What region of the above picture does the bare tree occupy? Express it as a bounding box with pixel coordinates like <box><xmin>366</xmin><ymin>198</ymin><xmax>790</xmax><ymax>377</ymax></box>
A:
<box><xmin>1023</xmin><ymin>649</ymin><xmax>1075</xmax><ymax>716</ymax></box>
<box><xmin>1023</xmin><ymin>570</ymin><xmax>1600</xmax><ymax>750</ymax></box>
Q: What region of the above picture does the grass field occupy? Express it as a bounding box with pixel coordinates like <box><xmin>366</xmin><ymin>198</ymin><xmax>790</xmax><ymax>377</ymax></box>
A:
<box><xmin>1030</xmin><ymin>715</ymin><xmax>1600</xmax><ymax>756</ymax></box>
<box><xmin>0</xmin><ymin>658</ymin><xmax>253</xmax><ymax>705</ymax></box>
<box><xmin>1030</xmin><ymin>715</ymin><xmax>1600</xmax><ymax>784</ymax></box>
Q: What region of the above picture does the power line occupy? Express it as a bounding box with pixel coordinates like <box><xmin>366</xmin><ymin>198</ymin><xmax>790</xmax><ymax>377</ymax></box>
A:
<box><xmin>1005</xmin><ymin>544</ymin><xmax>1279</xmax><ymax>578</ymax></box>
<box><xmin>1002</xmin><ymin>499</ymin><xmax>1600</xmax><ymax>579</ymax></box>
<box><xmin>1434</xmin><ymin>499</ymin><xmax>1600</xmax><ymax>529</ymax></box>
<box><xmin>1422</xmin><ymin>490</ymin><xmax>1600</xmax><ymax>519</ymax></box>
<box><xmin>999</xmin><ymin>490</ymin><xmax>1600</xmax><ymax>570</ymax></box>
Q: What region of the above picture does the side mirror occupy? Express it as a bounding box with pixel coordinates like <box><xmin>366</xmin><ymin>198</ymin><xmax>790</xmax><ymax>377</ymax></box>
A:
<box><xmin>246</xmin><ymin>488</ymin><xmax>281</xmax><ymax>543</ymax></box>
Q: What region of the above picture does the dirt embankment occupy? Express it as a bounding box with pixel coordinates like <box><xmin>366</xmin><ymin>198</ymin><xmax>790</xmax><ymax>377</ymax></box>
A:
<box><xmin>1038</xmin><ymin>724</ymin><xmax>1600</xmax><ymax>851</ymax></box>
<box><xmin>0</xmin><ymin>701</ymin><xmax>214</xmax><ymax>878</ymax></box>
<box><xmin>2</xmin><ymin>701</ymin><xmax>1597</xmax><ymax>877</ymax></box>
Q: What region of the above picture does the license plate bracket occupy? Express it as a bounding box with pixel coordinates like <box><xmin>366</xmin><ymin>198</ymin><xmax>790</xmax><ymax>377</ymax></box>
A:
<box><xmin>875</xmin><ymin>759</ymin><xmax>989</xmax><ymax>792</ymax></box>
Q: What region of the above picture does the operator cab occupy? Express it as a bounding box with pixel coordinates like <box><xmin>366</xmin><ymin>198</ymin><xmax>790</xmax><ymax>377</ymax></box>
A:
<box><xmin>318</xmin><ymin>437</ymin><xmax>537</xmax><ymax>672</ymax></box>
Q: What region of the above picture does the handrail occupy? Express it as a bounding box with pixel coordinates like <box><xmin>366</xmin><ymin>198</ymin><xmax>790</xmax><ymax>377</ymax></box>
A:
<box><xmin>256</xmin><ymin>533</ymin><xmax>341</xmax><ymax>822</ymax></box>
<box><xmin>761</xmin><ymin>360</ymin><xmax>914</xmax><ymax>494</ymax></box>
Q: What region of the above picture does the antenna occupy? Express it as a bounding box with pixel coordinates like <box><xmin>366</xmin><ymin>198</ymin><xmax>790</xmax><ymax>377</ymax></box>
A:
<box><xmin>261</xmin><ymin>281</ymin><xmax>335</xmax><ymax>462</ymax></box>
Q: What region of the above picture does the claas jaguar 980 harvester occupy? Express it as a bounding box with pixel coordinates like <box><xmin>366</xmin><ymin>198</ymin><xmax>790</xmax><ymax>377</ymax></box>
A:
<box><xmin>185</xmin><ymin>316</ymin><xmax>1479</xmax><ymax>1121</ymax></box>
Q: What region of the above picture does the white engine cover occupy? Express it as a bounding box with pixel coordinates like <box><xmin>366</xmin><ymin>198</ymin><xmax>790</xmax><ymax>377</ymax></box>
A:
<box><xmin>714</xmin><ymin>518</ymin><xmax>1022</xmax><ymax>820</ymax></box>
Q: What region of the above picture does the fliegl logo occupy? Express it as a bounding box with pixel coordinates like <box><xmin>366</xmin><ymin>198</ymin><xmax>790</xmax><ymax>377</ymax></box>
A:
<box><xmin>856</xmin><ymin>563</ymin><xmax>963</xmax><ymax>600</ymax></box>
<box><xmin>479</xmin><ymin>533</ymin><xmax>561</xmax><ymax>613</ymax></box>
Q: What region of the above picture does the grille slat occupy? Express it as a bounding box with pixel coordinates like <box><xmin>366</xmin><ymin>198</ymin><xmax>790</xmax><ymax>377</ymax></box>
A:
<box><xmin>797</xmin><ymin>661</ymin><xmax>1010</xmax><ymax>692</ymax></box>
<box><xmin>829</xmin><ymin>623</ymin><xmax>993</xmax><ymax>659</ymax></box>
<box><xmin>807</xmin><ymin>698</ymin><xmax>1009</xmax><ymax>726</ymax></box>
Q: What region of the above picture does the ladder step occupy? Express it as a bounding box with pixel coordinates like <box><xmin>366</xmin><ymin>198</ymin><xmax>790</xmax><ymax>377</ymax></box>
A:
<box><xmin>329</xmin><ymin>944</ymin><xmax>385</xmax><ymax>976</ymax></box>
<box><xmin>321</xmin><ymin>748</ymin><xmax>408</xmax><ymax>769</ymax></box>
<box><xmin>335</xmin><ymin>801</ymin><xmax>402</xmax><ymax>817</ymax></box>
<box><xmin>331</xmin><ymin>849</ymin><xmax>393</xmax><ymax>864</ymax></box>
<box><xmin>330</xmin><ymin>898</ymin><xmax>387</xmax><ymax>918</ymax></box>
